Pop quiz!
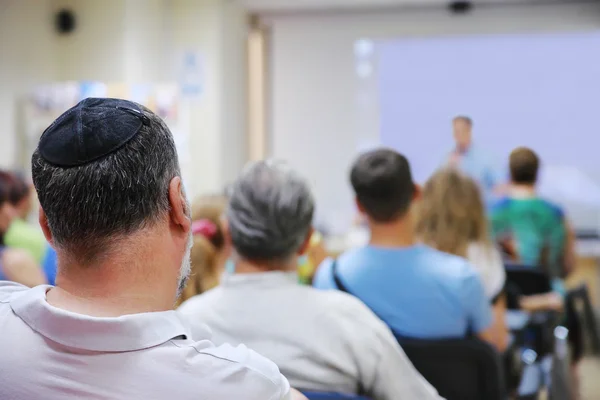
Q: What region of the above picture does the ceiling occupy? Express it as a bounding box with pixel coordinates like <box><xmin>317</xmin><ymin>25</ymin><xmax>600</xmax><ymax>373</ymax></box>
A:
<box><xmin>234</xmin><ymin>0</ymin><xmax>553</xmax><ymax>12</ymax></box>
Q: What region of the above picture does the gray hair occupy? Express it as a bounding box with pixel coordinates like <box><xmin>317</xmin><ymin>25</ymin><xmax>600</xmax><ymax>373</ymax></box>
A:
<box><xmin>227</xmin><ymin>160</ymin><xmax>315</xmax><ymax>262</ymax></box>
<box><xmin>31</xmin><ymin>106</ymin><xmax>181</xmax><ymax>262</ymax></box>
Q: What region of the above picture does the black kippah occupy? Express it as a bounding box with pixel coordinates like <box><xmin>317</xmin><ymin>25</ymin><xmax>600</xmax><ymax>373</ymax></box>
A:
<box><xmin>38</xmin><ymin>97</ymin><xmax>150</xmax><ymax>167</ymax></box>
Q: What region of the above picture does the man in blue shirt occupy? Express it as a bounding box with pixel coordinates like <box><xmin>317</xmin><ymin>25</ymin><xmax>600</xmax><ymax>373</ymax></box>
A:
<box><xmin>313</xmin><ymin>148</ymin><xmax>495</xmax><ymax>345</ymax></box>
<box><xmin>446</xmin><ymin>116</ymin><xmax>504</xmax><ymax>202</ymax></box>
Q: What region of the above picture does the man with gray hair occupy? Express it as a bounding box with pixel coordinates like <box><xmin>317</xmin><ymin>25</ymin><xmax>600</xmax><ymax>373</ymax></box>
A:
<box><xmin>179</xmin><ymin>160</ymin><xmax>443</xmax><ymax>400</ymax></box>
<box><xmin>0</xmin><ymin>98</ymin><xmax>298</xmax><ymax>400</ymax></box>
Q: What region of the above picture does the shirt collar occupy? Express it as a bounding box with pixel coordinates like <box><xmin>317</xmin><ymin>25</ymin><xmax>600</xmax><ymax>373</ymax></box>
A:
<box><xmin>221</xmin><ymin>271</ymin><xmax>298</xmax><ymax>288</ymax></box>
<box><xmin>10</xmin><ymin>285</ymin><xmax>192</xmax><ymax>352</ymax></box>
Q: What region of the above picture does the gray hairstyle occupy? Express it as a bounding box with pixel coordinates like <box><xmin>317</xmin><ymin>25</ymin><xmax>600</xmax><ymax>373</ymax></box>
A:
<box><xmin>227</xmin><ymin>160</ymin><xmax>315</xmax><ymax>262</ymax></box>
<box><xmin>31</xmin><ymin>105</ymin><xmax>181</xmax><ymax>263</ymax></box>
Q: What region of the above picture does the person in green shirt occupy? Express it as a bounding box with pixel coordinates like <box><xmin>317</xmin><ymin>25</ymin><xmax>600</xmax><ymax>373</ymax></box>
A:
<box><xmin>1</xmin><ymin>172</ymin><xmax>47</xmax><ymax>263</ymax></box>
<box><xmin>489</xmin><ymin>147</ymin><xmax>582</xmax><ymax>398</ymax></box>
<box><xmin>489</xmin><ymin>147</ymin><xmax>575</xmax><ymax>293</ymax></box>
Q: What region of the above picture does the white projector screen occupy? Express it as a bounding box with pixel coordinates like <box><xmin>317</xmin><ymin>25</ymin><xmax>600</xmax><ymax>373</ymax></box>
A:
<box><xmin>370</xmin><ymin>31</ymin><xmax>600</xmax><ymax>230</ymax></box>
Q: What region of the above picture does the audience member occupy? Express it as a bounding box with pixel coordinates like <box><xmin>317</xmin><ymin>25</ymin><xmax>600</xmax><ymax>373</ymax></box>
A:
<box><xmin>0</xmin><ymin>98</ymin><xmax>296</xmax><ymax>400</ymax></box>
<box><xmin>0</xmin><ymin>176</ymin><xmax>46</xmax><ymax>287</ymax></box>
<box><xmin>490</xmin><ymin>147</ymin><xmax>572</xmax><ymax>311</ymax></box>
<box><xmin>176</xmin><ymin>196</ymin><xmax>229</xmax><ymax>306</ymax></box>
<box><xmin>2</xmin><ymin>172</ymin><xmax>46</xmax><ymax>260</ymax></box>
<box><xmin>313</xmin><ymin>149</ymin><xmax>496</xmax><ymax>348</ymax></box>
<box><xmin>490</xmin><ymin>146</ymin><xmax>582</xmax><ymax>397</ymax></box>
<box><xmin>416</xmin><ymin>168</ymin><xmax>509</xmax><ymax>351</ymax></box>
<box><xmin>179</xmin><ymin>160</ymin><xmax>442</xmax><ymax>400</ymax></box>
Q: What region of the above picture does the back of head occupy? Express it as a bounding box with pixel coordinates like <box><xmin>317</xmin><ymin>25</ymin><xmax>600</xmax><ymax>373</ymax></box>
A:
<box><xmin>350</xmin><ymin>148</ymin><xmax>414</xmax><ymax>222</ymax></box>
<box><xmin>2</xmin><ymin>171</ymin><xmax>30</xmax><ymax>207</ymax></box>
<box><xmin>31</xmin><ymin>98</ymin><xmax>181</xmax><ymax>264</ymax></box>
<box><xmin>453</xmin><ymin>115</ymin><xmax>473</xmax><ymax>128</ymax></box>
<box><xmin>227</xmin><ymin>160</ymin><xmax>315</xmax><ymax>264</ymax></box>
<box><xmin>178</xmin><ymin>196</ymin><xmax>227</xmax><ymax>305</ymax></box>
<box><xmin>509</xmin><ymin>147</ymin><xmax>539</xmax><ymax>185</ymax></box>
<box><xmin>416</xmin><ymin>168</ymin><xmax>489</xmax><ymax>257</ymax></box>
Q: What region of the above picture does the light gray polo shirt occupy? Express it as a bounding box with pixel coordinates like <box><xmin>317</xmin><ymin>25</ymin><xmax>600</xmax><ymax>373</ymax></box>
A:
<box><xmin>0</xmin><ymin>282</ymin><xmax>291</xmax><ymax>400</ymax></box>
<box><xmin>179</xmin><ymin>272</ymin><xmax>443</xmax><ymax>400</ymax></box>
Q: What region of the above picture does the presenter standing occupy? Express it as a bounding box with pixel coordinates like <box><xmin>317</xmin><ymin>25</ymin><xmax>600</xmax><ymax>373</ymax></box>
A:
<box><xmin>445</xmin><ymin>116</ymin><xmax>504</xmax><ymax>201</ymax></box>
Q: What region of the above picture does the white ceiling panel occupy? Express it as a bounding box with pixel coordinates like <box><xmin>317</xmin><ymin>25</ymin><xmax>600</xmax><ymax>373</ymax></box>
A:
<box><xmin>234</xmin><ymin>0</ymin><xmax>553</xmax><ymax>12</ymax></box>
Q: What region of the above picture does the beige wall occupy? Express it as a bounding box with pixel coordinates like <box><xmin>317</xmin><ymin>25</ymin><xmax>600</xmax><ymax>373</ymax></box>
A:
<box><xmin>0</xmin><ymin>0</ymin><xmax>248</xmax><ymax>197</ymax></box>
<box><xmin>0</xmin><ymin>0</ymin><xmax>57</xmax><ymax>168</ymax></box>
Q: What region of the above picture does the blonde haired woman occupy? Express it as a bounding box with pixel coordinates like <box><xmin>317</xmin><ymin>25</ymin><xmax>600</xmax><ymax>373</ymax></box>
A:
<box><xmin>416</xmin><ymin>168</ymin><xmax>508</xmax><ymax>351</ymax></box>
<box><xmin>176</xmin><ymin>196</ymin><xmax>229</xmax><ymax>307</ymax></box>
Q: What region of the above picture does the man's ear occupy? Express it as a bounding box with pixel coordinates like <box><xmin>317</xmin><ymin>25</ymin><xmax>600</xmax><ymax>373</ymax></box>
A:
<box><xmin>221</xmin><ymin>217</ymin><xmax>232</xmax><ymax>245</ymax></box>
<box><xmin>412</xmin><ymin>183</ymin><xmax>422</xmax><ymax>201</ymax></box>
<box><xmin>297</xmin><ymin>227</ymin><xmax>314</xmax><ymax>256</ymax></box>
<box><xmin>38</xmin><ymin>207</ymin><xmax>53</xmax><ymax>244</ymax></box>
<box><xmin>168</xmin><ymin>177</ymin><xmax>191</xmax><ymax>234</ymax></box>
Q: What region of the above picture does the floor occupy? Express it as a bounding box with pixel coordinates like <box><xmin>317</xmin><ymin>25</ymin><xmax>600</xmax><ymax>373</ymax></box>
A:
<box><xmin>569</xmin><ymin>257</ymin><xmax>600</xmax><ymax>399</ymax></box>
<box><xmin>580</xmin><ymin>357</ymin><xmax>600</xmax><ymax>400</ymax></box>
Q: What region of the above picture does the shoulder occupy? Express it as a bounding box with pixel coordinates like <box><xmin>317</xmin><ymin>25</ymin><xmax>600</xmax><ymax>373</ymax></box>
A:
<box><xmin>313</xmin><ymin>257</ymin><xmax>334</xmax><ymax>288</ymax></box>
<box><xmin>537</xmin><ymin>198</ymin><xmax>565</xmax><ymax>219</ymax></box>
<box><xmin>177</xmin><ymin>287</ymin><xmax>222</xmax><ymax>316</ymax></box>
<box><xmin>423</xmin><ymin>246</ymin><xmax>482</xmax><ymax>286</ymax></box>
<box><xmin>421</xmin><ymin>246</ymin><xmax>473</xmax><ymax>273</ymax></box>
<box><xmin>2</xmin><ymin>248</ymin><xmax>37</xmax><ymax>267</ymax></box>
<box><xmin>313</xmin><ymin>247</ymin><xmax>370</xmax><ymax>288</ymax></box>
<box><xmin>314</xmin><ymin>287</ymin><xmax>373</xmax><ymax>316</ymax></box>
<box><xmin>175</xmin><ymin>340</ymin><xmax>290</xmax><ymax>398</ymax></box>
<box><xmin>310</xmin><ymin>286</ymin><xmax>395</xmax><ymax>342</ymax></box>
<box><xmin>489</xmin><ymin>197</ymin><xmax>512</xmax><ymax>214</ymax></box>
<box><xmin>0</xmin><ymin>281</ymin><xmax>30</xmax><ymax>304</ymax></box>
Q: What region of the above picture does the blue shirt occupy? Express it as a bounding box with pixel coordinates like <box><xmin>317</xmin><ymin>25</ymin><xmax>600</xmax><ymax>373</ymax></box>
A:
<box><xmin>446</xmin><ymin>146</ymin><xmax>502</xmax><ymax>202</ymax></box>
<box><xmin>42</xmin><ymin>246</ymin><xmax>57</xmax><ymax>286</ymax></box>
<box><xmin>313</xmin><ymin>245</ymin><xmax>493</xmax><ymax>339</ymax></box>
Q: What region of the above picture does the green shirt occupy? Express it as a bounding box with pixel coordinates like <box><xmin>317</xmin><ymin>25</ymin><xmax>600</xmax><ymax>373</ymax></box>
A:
<box><xmin>4</xmin><ymin>219</ymin><xmax>47</xmax><ymax>263</ymax></box>
<box><xmin>489</xmin><ymin>196</ymin><xmax>566</xmax><ymax>280</ymax></box>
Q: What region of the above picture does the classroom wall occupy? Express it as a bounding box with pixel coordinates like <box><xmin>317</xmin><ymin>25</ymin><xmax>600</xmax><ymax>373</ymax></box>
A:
<box><xmin>267</xmin><ymin>2</ymin><xmax>600</xmax><ymax>232</ymax></box>
<box><xmin>0</xmin><ymin>0</ymin><xmax>57</xmax><ymax>168</ymax></box>
<box><xmin>0</xmin><ymin>0</ymin><xmax>248</xmax><ymax>197</ymax></box>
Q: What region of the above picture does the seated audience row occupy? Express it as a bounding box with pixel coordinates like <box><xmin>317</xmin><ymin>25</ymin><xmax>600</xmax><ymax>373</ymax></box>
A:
<box><xmin>179</xmin><ymin>160</ymin><xmax>442</xmax><ymax>399</ymax></box>
<box><xmin>0</xmin><ymin>96</ymin><xmax>579</xmax><ymax>399</ymax></box>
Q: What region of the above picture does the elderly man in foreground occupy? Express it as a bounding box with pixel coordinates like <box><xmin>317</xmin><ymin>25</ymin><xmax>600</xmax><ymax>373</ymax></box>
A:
<box><xmin>179</xmin><ymin>160</ymin><xmax>443</xmax><ymax>400</ymax></box>
<box><xmin>0</xmin><ymin>98</ymin><xmax>302</xmax><ymax>400</ymax></box>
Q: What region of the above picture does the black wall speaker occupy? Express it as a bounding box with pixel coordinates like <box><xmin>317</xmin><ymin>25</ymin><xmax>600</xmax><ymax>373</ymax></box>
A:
<box><xmin>55</xmin><ymin>9</ymin><xmax>76</xmax><ymax>34</ymax></box>
<box><xmin>448</xmin><ymin>1</ymin><xmax>473</xmax><ymax>14</ymax></box>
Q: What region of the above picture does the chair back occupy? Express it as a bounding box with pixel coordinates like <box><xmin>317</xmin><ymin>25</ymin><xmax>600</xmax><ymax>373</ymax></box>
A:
<box><xmin>504</xmin><ymin>264</ymin><xmax>552</xmax><ymax>309</ymax></box>
<box><xmin>397</xmin><ymin>337</ymin><xmax>505</xmax><ymax>400</ymax></box>
<box><xmin>301</xmin><ymin>392</ymin><xmax>370</xmax><ymax>400</ymax></box>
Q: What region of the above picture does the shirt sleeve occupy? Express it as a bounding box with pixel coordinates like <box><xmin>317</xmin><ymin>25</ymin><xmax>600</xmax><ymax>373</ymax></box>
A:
<box><xmin>270</xmin><ymin>374</ymin><xmax>292</xmax><ymax>400</ymax></box>
<box><xmin>462</xmin><ymin>267</ymin><xmax>494</xmax><ymax>334</ymax></box>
